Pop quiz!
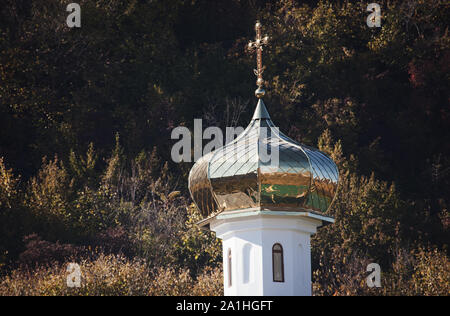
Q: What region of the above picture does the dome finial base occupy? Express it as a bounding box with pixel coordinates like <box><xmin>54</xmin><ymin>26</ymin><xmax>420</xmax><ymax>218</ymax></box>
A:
<box><xmin>255</xmin><ymin>87</ymin><xmax>266</xmax><ymax>98</ymax></box>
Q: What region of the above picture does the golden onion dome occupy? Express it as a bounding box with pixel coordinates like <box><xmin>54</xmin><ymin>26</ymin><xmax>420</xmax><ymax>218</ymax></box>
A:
<box><xmin>189</xmin><ymin>21</ymin><xmax>338</xmax><ymax>219</ymax></box>
<box><xmin>188</xmin><ymin>99</ymin><xmax>339</xmax><ymax>218</ymax></box>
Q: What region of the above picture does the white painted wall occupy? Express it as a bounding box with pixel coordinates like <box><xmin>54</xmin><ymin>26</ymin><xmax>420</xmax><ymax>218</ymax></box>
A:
<box><xmin>211</xmin><ymin>213</ymin><xmax>323</xmax><ymax>296</ymax></box>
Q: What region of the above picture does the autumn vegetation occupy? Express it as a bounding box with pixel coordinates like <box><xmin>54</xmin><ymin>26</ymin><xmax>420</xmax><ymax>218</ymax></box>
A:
<box><xmin>0</xmin><ymin>0</ymin><xmax>448</xmax><ymax>295</ymax></box>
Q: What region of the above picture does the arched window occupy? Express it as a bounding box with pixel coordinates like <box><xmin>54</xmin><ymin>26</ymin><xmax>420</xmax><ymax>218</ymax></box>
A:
<box><xmin>243</xmin><ymin>243</ymin><xmax>253</xmax><ymax>284</ymax></box>
<box><xmin>227</xmin><ymin>248</ymin><xmax>232</xmax><ymax>287</ymax></box>
<box><xmin>272</xmin><ymin>243</ymin><xmax>284</xmax><ymax>282</ymax></box>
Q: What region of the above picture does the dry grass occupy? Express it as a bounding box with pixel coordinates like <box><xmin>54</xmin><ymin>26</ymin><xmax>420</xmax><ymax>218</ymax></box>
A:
<box><xmin>0</xmin><ymin>254</ymin><xmax>223</xmax><ymax>296</ymax></box>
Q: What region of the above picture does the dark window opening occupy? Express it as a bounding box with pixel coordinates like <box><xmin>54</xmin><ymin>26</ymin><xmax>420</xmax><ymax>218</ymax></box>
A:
<box><xmin>272</xmin><ymin>243</ymin><xmax>284</xmax><ymax>282</ymax></box>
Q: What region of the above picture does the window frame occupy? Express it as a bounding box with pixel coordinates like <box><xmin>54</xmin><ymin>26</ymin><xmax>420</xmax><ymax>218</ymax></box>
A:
<box><xmin>227</xmin><ymin>248</ymin><xmax>232</xmax><ymax>287</ymax></box>
<box><xmin>272</xmin><ymin>243</ymin><xmax>285</xmax><ymax>283</ymax></box>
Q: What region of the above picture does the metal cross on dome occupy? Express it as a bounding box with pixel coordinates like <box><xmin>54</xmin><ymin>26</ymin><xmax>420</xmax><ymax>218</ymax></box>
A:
<box><xmin>248</xmin><ymin>21</ymin><xmax>269</xmax><ymax>97</ymax></box>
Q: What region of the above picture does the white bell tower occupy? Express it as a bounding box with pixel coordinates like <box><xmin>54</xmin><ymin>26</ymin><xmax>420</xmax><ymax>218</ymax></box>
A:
<box><xmin>205</xmin><ymin>210</ymin><xmax>333</xmax><ymax>296</ymax></box>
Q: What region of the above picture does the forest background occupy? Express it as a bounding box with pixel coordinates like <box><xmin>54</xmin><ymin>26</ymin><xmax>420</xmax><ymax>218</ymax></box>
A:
<box><xmin>0</xmin><ymin>0</ymin><xmax>448</xmax><ymax>295</ymax></box>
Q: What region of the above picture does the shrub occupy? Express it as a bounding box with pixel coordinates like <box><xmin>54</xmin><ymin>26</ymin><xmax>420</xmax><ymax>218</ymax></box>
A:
<box><xmin>175</xmin><ymin>204</ymin><xmax>222</xmax><ymax>276</ymax></box>
<box><xmin>0</xmin><ymin>254</ymin><xmax>224</xmax><ymax>296</ymax></box>
<box><xmin>0</xmin><ymin>254</ymin><xmax>152</xmax><ymax>296</ymax></box>
<box><xmin>25</xmin><ymin>156</ymin><xmax>75</xmax><ymax>242</ymax></box>
<box><xmin>192</xmin><ymin>267</ymin><xmax>223</xmax><ymax>296</ymax></box>
<box><xmin>0</xmin><ymin>157</ymin><xmax>29</xmax><ymax>268</ymax></box>
<box><xmin>147</xmin><ymin>267</ymin><xmax>193</xmax><ymax>296</ymax></box>
<box><xmin>18</xmin><ymin>234</ymin><xmax>85</xmax><ymax>268</ymax></box>
<box><xmin>410</xmin><ymin>247</ymin><xmax>450</xmax><ymax>296</ymax></box>
<box><xmin>94</xmin><ymin>227</ymin><xmax>134</xmax><ymax>257</ymax></box>
<box><xmin>313</xmin><ymin>245</ymin><xmax>450</xmax><ymax>296</ymax></box>
<box><xmin>313</xmin><ymin>247</ymin><xmax>374</xmax><ymax>296</ymax></box>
